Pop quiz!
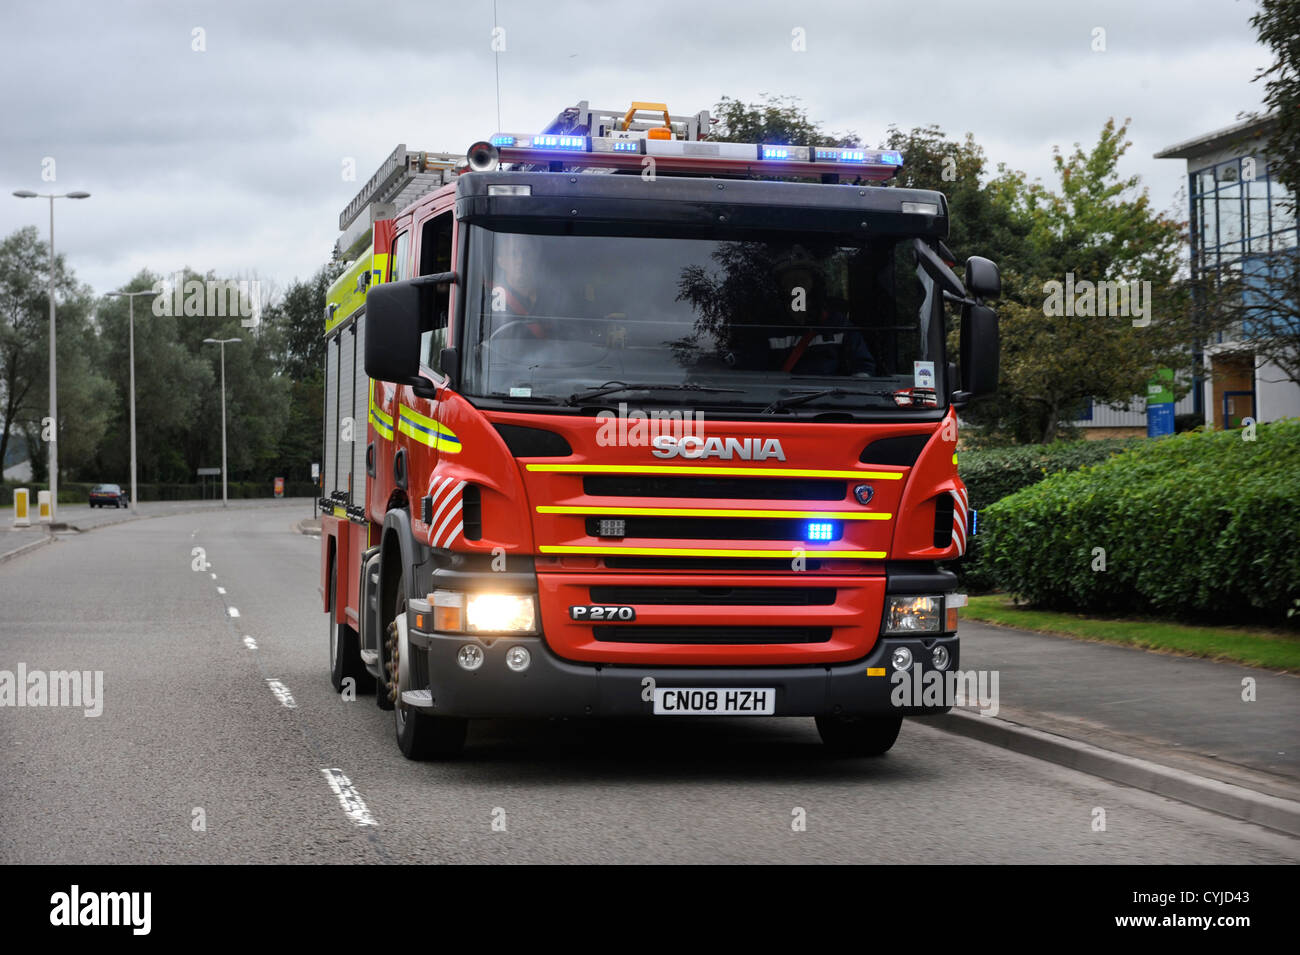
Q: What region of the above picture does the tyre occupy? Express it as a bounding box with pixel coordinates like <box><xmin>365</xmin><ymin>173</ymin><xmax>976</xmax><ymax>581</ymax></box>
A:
<box><xmin>815</xmin><ymin>714</ymin><xmax>902</xmax><ymax>756</ymax></box>
<box><xmin>329</xmin><ymin>567</ymin><xmax>375</xmax><ymax>694</ymax></box>
<box><xmin>389</xmin><ymin>574</ymin><xmax>467</xmax><ymax>759</ymax></box>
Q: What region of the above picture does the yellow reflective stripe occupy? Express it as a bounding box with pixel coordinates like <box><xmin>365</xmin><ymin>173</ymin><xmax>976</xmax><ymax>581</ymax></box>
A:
<box><xmin>396</xmin><ymin>404</ymin><xmax>462</xmax><ymax>453</ymax></box>
<box><xmin>538</xmin><ymin>545</ymin><xmax>886</xmax><ymax>559</ymax></box>
<box><xmin>536</xmin><ymin>505</ymin><xmax>893</xmax><ymax>521</ymax></box>
<box><xmin>369</xmin><ymin>383</ymin><xmax>394</xmax><ymax>440</ymax></box>
<box><xmin>526</xmin><ymin>464</ymin><xmax>902</xmax><ymax>480</ymax></box>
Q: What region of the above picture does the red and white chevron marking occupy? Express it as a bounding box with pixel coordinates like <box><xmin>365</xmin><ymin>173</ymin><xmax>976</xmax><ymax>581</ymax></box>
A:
<box><xmin>426</xmin><ymin>475</ymin><xmax>466</xmax><ymax>549</ymax></box>
<box><xmin>950</xmin><ymin>486</ymin><xmax>969</xmax><ymax>556</ymax></box>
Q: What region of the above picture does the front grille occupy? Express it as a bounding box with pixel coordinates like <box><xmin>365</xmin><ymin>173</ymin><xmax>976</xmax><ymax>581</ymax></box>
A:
<box><xmin>590</xmin><ymin>586</ymin><xmax>836</xmax><ymax>606</ymax></box>
<box><xmin>585</xmin><ymin>516</ymin><xmax>841</xmax><ymax>541</ymax></box>
<box><xmin>592</xmin><ymin>626</ymin><xmax>832</xmax><ymax>644</ymax></box>
<box><xmin>603</xmin><ymin>556</ymin><xmax>824</xmax><ymax>571</ymax></box>
<box><xmin>584</xmin><ymin>475</ymin><xmax>845</xmax><ymax>501</ymax></box>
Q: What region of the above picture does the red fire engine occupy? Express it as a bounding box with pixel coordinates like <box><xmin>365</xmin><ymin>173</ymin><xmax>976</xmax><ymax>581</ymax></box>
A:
<box><xmin>320</xmin><ymin>101</ymin><xmax>999</xmax><ymax>759</ymax></box>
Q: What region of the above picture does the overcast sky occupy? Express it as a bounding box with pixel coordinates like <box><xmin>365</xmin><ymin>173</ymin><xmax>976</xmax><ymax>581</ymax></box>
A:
<box><xmin>0</xmin><ymin>0</ymin><xmax>1273</xmax><ymax>299</ymax></box>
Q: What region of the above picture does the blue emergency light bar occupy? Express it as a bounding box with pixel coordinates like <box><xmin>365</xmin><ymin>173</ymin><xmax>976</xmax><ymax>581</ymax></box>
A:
<box><xmin>485</xmin><ymin>132</ymin><xmax>904</xmax><ymax>180</ymax></box>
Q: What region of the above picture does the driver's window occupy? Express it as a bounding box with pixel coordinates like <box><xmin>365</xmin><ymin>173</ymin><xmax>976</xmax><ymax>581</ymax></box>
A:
<box><xmin>418</xmin><ymin>212</ymin><xmax>453</xmax><ymax>374</ymax></box>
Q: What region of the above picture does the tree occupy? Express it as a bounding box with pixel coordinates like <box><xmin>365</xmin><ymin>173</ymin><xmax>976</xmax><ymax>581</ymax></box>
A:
<box><xmin>711</xmin><ymin>94</ymin><xmax>859</xmax><ymax>147</ymax></box>
<box><xmin>1241</xmin><ymin>0</ymin><xmax>1300</xmax><ymax>388</ymax></box>
<box><xmin>0</xmin><ymin>226</ymin><xmax>112</xmax><ymax>482</ymax></box>
<box><xmin>961</xmin><ymin>120</ymin><xmax>1215</xmax><ymax>442</ymax></box>
<box><xmin>1251</xmin><ymin>0</ymin><xmax>1300</xmax><ymax>202</ymax></box>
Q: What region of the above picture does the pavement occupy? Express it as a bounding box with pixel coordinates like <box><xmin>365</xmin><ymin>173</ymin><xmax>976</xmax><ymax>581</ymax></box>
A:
<box><xmin>0</xmin><ymin>501</ymin><xmax>1295</xmax><ymax>861</ymax></box>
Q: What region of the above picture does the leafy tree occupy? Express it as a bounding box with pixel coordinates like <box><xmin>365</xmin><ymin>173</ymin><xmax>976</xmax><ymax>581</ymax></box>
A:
<box><xmin>961</xmin><ymin>120</ymin><xmax>1215</xmax><ymax>442</ymax></box>
<box><xmin>711</xmin><ymin>94</ymin><xmax>859</xmax><ymax>147</ymax></box>
<box><xmin>1251</xmin><ymin>0</ymin><xmax>1300</xmax><ymax>202</ymax></box>
<box><xmin>0</xmin><ymin>226</ymin><xmax>112</xmax><ymax>482</ymax></box>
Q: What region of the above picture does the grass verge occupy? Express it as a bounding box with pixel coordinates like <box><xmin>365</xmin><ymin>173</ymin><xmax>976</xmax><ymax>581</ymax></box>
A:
<box><xmin>963</xmin><ymin>595</ymin><xmax>1300</xmax><ymax>672</ymax></box>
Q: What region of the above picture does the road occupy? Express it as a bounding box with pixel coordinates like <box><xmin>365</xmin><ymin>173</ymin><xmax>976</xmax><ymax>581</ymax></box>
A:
<box><xmin>1</xmin><ymin>502</ymin><xmax>1296</xmax><ymax>864</ymax></box>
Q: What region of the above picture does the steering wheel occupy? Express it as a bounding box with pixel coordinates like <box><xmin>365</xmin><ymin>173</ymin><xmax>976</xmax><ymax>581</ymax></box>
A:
<box><xmin>484</xmin><ymin>317</ymin><xmax>613</xmax><ymax>367</ymax></box>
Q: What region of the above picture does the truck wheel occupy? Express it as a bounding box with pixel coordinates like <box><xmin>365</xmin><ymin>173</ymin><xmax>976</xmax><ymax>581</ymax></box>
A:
<box><xmin>815</xmin><ymin>715</ymin><xmax>902</xmax><ymax>756</ymax></box>
<box><xmin>389</xmin><ymin>575</ymin><xmax>467</xmax><ymax>759</ymax></box>
<box><xmin>329</xmin><ymin>569</ymin><xmax>375</xmax><ymax>694</ymax></box>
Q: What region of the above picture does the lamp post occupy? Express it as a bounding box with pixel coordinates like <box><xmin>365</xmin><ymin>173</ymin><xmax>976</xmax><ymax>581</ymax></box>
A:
<box><xmin>202</xmin><ymin>338</ymin><xmax>241</xmax><ymax>507</ymax></box>
<box><xmin>106</xmin><ymin>289</ymin><xmax>157</xmax><ymax>512</ymax></box>
<box><xmin>12</xmin><ymin>189</ymin><xmax>91</xmax><ymax>524</ymax></box>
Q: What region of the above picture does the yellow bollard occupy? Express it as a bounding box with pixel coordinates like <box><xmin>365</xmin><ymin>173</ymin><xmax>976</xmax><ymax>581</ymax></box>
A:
<box><xmin>13</xmin><ymin>487</ymin><xmax>31</xmax><ymax>526</ymax></box>
<box><xmin>37</xmin><ymin>489</ymin><xmax>51</xmax><ymax>523</ymax></box>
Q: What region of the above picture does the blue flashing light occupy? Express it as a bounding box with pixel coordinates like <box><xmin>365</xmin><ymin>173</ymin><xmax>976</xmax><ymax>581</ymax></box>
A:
<box><xmin>969</xmin><ymin>509</ymin><xmax>978</xmax><ymax>537</ymax></box>
<box><xmin>761</xmin><ymin>145</ymin><xmax>790</xmax><ymax>160</ymax></box>
<box><xmin>805</xmin><ymin>521</ymin><xmax>835</xmax><ymax>542</ymax></box>
<box><xmin>815</xmin><ymin>147</ymin><xmax>865</xmax><ymax>162</ymax></box>
<box><xmin>490</xmin><ymin>135</ymin><xmax>515</xmax><ymax>147</ymax></box>
<box><xmin>880</xmin><ymin>151</ymin><xmax>904</xmax><ymax>165</ymax></box>
<box><xmin>534</xmin><ymin>134</ymin><xmax>585</xmax><ymax>150</ymax></box>
<box><xmin>611</xmin><ymin>140</ymin><xmax>640</xmax><ymax>152</ymax></box>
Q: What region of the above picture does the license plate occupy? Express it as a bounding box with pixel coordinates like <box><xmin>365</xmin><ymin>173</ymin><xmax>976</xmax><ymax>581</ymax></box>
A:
<box><xmin>653</xmin><ymin>687</ymin><xmax>775</xmax><ymax>715</ymax></box>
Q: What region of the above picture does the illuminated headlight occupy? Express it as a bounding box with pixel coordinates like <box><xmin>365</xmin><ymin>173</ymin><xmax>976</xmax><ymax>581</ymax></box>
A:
<box><xmin>883</xmin><ymin>595</ymin><xmax>942</xmax><ymax>635</ymax></box>
<box><xmin>466</xmin><ymin>593</ymin><xmax>537</xmax><ymax>634</ymax></box>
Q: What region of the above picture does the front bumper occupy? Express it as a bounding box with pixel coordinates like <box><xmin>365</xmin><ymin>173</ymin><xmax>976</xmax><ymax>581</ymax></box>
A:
<box><xmin>404</xmin><ymin>623</ymin><xmax>958</xmax><ymax>719</ymax></box>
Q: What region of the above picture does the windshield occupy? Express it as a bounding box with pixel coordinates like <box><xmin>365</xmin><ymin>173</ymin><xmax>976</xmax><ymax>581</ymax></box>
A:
<box><xmin>461</xmin><ymin>226</ymin><xmax>943</xmax><ymax>412</ymax></box>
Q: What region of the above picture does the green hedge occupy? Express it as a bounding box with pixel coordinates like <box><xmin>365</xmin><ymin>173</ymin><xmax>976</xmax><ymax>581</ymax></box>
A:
<box><xmin>955</xmin><ymin>438</ymin><xmax>1141</xmax><ymax>591</ymax></box>
<box><xmin>0</xmin><ymin>481</ymin><xmax>319</xmax><ymax>506</ymax></box>
<box><xmin>959</xmin><ymin>438</ymin><xmax>1142</xmax><ymax>510</ymax></box>
<box><xmin>978</xmin><ymin>420</ymin><xmax>1300</xmax><ymax>623</ymax></box>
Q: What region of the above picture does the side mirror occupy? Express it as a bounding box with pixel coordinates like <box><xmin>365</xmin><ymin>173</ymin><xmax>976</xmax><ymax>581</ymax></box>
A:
<box><xmin>965</xmin><ymin>256</ymin><xmax>1000</xmax><ymax>300</ymax></box>
<box><xmin>959</xmin><ymin>303</ymin><xmax>999</xmax><ymax>400</ymax></box>
<box><xmin>364</xmin><ymin>272</ymin><xmax>457</xmax><ymax>384</ymax></box>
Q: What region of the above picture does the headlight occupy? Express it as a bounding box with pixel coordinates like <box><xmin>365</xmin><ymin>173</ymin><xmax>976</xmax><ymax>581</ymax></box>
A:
<box><xmin>466</xmin><ymin>593</ymin><xmax>537</xmax><ymax>634</ymax></box>
<box><xmin>883</xmin><ymin>595</ymin><xmax>942</xmax><ymax>635</ymax></box>
<box><xmin>431</xmin><ymin>590</ymin><xmax>538</xmax><ymax>634</ymax></box>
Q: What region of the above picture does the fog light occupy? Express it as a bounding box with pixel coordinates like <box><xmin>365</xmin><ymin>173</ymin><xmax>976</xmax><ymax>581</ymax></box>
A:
<box><xmin>932</xmin><ymin>645</ymin><xmax>950</xmax><ymax>671</ymax></box>
<box><xmin>891</xmin><ymin>646</ymin><xmax>913</xmax><ymax>671</ymax></box>
<box><xmin>457</xmin><ymin>644</ymin><xmax>485</xmax><ymax>671</ymax></box>
<box><xmin>505</xmin><ymin>646</ymin><xmax>531</xmax><ymax>672</ymax></box>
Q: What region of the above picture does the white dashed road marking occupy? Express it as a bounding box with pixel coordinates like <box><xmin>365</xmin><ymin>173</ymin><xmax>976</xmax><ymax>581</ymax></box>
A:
<box><xmin>266</xmin><ymin>679</ymin><xmax>297</xmax><ymax>708</ymax></box>
<box><xmin>321</xmin><ymin>768</ymin><xmax>378</xmax><ymax>827</ymax></box>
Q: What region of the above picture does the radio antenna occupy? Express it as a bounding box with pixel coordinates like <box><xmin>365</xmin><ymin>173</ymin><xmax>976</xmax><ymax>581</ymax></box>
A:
<box><xmin>493</xmin><ymin>0</ymin><xmax>502</xmax><ymax>132</ymax></box>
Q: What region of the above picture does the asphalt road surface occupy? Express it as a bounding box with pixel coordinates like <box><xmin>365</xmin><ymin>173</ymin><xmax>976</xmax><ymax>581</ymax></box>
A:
<box><xmin>1</xmin><ymin>502</ymin><xmax>1297</xmax><ymax>864</ymax></box>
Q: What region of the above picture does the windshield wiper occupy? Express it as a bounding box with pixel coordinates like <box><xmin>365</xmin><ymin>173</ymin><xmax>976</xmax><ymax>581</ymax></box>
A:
<box><xmin>565</xmin><ymin>381</ymin><xmax>743</xmax><ymax>406</ymax></box>
<box><xmin>762</xmin><ymin>388</ymin><xmax>899</xmax><ymax>414</ymax></box>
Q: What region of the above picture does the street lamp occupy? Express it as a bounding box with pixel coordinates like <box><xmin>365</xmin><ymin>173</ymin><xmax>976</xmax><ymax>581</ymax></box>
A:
<box><xmin>202</xmin><ymin>338</ymin><xmax>241</xmax><ymax>507</ymax></box>
<box><xmin>12</xmin><ymin>189</ymin><xmax>91</xmax><ymax>524</ymax></box>
<box><xmin>106</xmin><ymin>289</ymin><xmax>157</xmax><ymax>512</ymax></box>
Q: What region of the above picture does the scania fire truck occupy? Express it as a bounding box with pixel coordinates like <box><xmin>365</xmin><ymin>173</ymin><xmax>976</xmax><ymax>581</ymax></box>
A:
<box><xmin>320</xmin><ymin>101</ymin><xmax>1000</xmax><ymax>759</ymax></box>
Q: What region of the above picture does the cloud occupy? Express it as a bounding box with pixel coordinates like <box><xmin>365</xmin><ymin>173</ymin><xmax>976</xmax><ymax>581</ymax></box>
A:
<box><xmin>0</xmin><ymin>0</ymin><xmax>1271</xmax><ymax>296</ymax></box>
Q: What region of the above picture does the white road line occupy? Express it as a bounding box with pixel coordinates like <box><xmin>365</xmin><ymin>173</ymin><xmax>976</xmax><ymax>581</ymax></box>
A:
<box><xmin>210</xmin><ymin>573</ymin><xmax>217</xmax><ymax>579</ymax></box>
<box><xmin>228</xmin><ymin>607</ymin><xmax>240</xmax><ymax>618</ymax></box>
<box><xmin>217</xmin><ymin>586</ymin><xmax>226</xmax><ymax>594</ymax></box>
<box><xmin>321</xmin><ymin>768</ymin><xmax>378</xmax><ymax>827</ymax></box>
<box><xmin>266</xmin><ymin>678</ymin><xmax>297</xmax><ymax>708</ymax></box>
<box><xmin>242</xmin><ymin>636</ymin><xmax>258</xmax><ymax>650</ymax></box>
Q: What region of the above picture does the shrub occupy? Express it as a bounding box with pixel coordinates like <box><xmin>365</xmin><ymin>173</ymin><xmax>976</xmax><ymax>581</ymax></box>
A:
<box><xmin>954</xmin><ymin>438</ymin><xmax>1140</xmax><ymax>591</ymax></box>
<box><xmin>978</xmin><ymin>420</ymin><xmax>1300</xmax><ymax>623</ymax></box>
